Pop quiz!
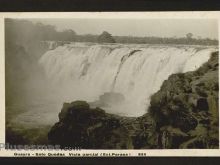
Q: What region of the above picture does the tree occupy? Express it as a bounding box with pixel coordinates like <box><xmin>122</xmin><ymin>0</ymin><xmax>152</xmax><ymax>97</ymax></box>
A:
<box><xmin>97</xmin><ymin>31</ymin><xmax>115</xmax><ymax>43</ymax></box>
<box><xmin>186</xmin><ymin>33</ymin><xmax>193</xmax><ymax>40</ymax></box>
<box><xmin>60</xmin><ymin>29</ymin><xmax>77</xmax><ymax>41</ymax></box>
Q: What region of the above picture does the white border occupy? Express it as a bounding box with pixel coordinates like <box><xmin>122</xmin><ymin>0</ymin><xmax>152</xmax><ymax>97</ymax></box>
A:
<box><xmin>0</xmin><ymin>12</ymin><xmax>219</xmax><ymax>157</ymax></box>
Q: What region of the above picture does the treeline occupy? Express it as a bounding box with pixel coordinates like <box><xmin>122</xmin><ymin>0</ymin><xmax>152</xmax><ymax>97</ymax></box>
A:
<box><xmin>114</xmin><ymin>36</ymin><xmax>218</xmax><ymax>45</ymax></box>
<box><xmin>5</xmin><ymin>19</ymin><xmax>218</xmax><ymax>46</ymax></box>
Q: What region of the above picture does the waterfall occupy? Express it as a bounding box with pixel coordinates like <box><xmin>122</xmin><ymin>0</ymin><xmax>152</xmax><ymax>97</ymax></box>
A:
<box><xmin>39</xmin><ymin>43</ymin><xmax>217</xmax><ymax>116</ymax></box>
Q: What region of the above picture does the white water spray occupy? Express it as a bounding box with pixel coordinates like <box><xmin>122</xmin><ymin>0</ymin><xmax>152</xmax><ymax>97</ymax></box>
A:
<box><xmin>39</xmin><ymin>43</ymin><xmax>217</xmax><ymax>116</ymax></box>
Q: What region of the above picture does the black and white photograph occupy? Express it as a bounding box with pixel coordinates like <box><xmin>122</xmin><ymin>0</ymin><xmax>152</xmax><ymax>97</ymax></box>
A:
<box><xmin>4</xmin><ymin>16</ymin><xmax>219</xmax><ymax>150</ymax></box>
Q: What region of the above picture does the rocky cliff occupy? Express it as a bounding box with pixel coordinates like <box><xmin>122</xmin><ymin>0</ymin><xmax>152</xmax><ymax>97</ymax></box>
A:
<box><xmin>148</xmin><ymin>51</ymin><xmax>219</xmax><ymax>149</ymax></box>
<box><xmin>48</xmin><ymin>51</ymin><xmax>219</xmax><ymax>149</ymax></box>
<box><xmin>48</xmin><ymin>101</ymin><xmax>133</xmax><ymax>149</ymax></box>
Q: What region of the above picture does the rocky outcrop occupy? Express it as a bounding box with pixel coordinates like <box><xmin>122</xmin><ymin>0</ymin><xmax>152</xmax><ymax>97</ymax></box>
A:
<box><xmin>48</xmin><ymin>52</ymin><xmax>219</xmax><ymax>149</ymax></box>
<box><xmin>148</xmin><ymin>51</ymin><xmax>219</xmax><ymax>149</ymax></box>
<box><xmin>48</xmin><ymin>101</ymin><xmax>133</xmax><ymax>149</ymax></box>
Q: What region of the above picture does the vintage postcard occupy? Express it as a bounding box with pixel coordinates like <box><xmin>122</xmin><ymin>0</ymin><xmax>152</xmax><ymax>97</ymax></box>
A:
<box><xmin>0</xmin><ymin>12</ymin><xmax>219</xmax><ymax>157</ymax></box>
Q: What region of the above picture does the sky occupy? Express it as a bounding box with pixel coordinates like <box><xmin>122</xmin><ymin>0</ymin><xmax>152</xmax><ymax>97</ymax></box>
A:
<box><xmin>29</xmin><ymin>19</ymin><xmax>218</xmax><ymax>39</ymax></box>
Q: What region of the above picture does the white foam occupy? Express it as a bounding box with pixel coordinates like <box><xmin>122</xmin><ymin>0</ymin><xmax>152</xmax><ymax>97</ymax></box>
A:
<box><xmin>39</xmin><ymin>43</ymin><xmax>217</xmax><ymax>117</ymax></box>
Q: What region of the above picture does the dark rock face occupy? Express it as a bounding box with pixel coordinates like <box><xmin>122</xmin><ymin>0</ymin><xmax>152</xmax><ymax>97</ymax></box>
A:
<box><xmin>48</xmin><ymin>101</ymin><xmax>133</xmax><ymax>149</ymax></box>
<box><xmin>48</xmin><ymin>52</ymin><xmax>219</xmax><ymax>149</ymax></box>
<box><xmin>148</xmin><ymin>51</ymin><xmax>219</xmax><ymax>149</ymax></box>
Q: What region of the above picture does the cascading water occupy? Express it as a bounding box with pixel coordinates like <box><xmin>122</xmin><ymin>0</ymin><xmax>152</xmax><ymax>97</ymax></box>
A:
<box><xmin>39</xmin><ymin>43</ymin><xmax>217</xmax><ymax>117</ymax></box>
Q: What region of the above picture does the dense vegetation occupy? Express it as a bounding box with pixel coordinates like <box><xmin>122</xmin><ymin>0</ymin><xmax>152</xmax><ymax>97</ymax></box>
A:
<box><xmin>5</xmin><ymin>19</ymin><xmax>218</xmax><ymax>45</ymax></box>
